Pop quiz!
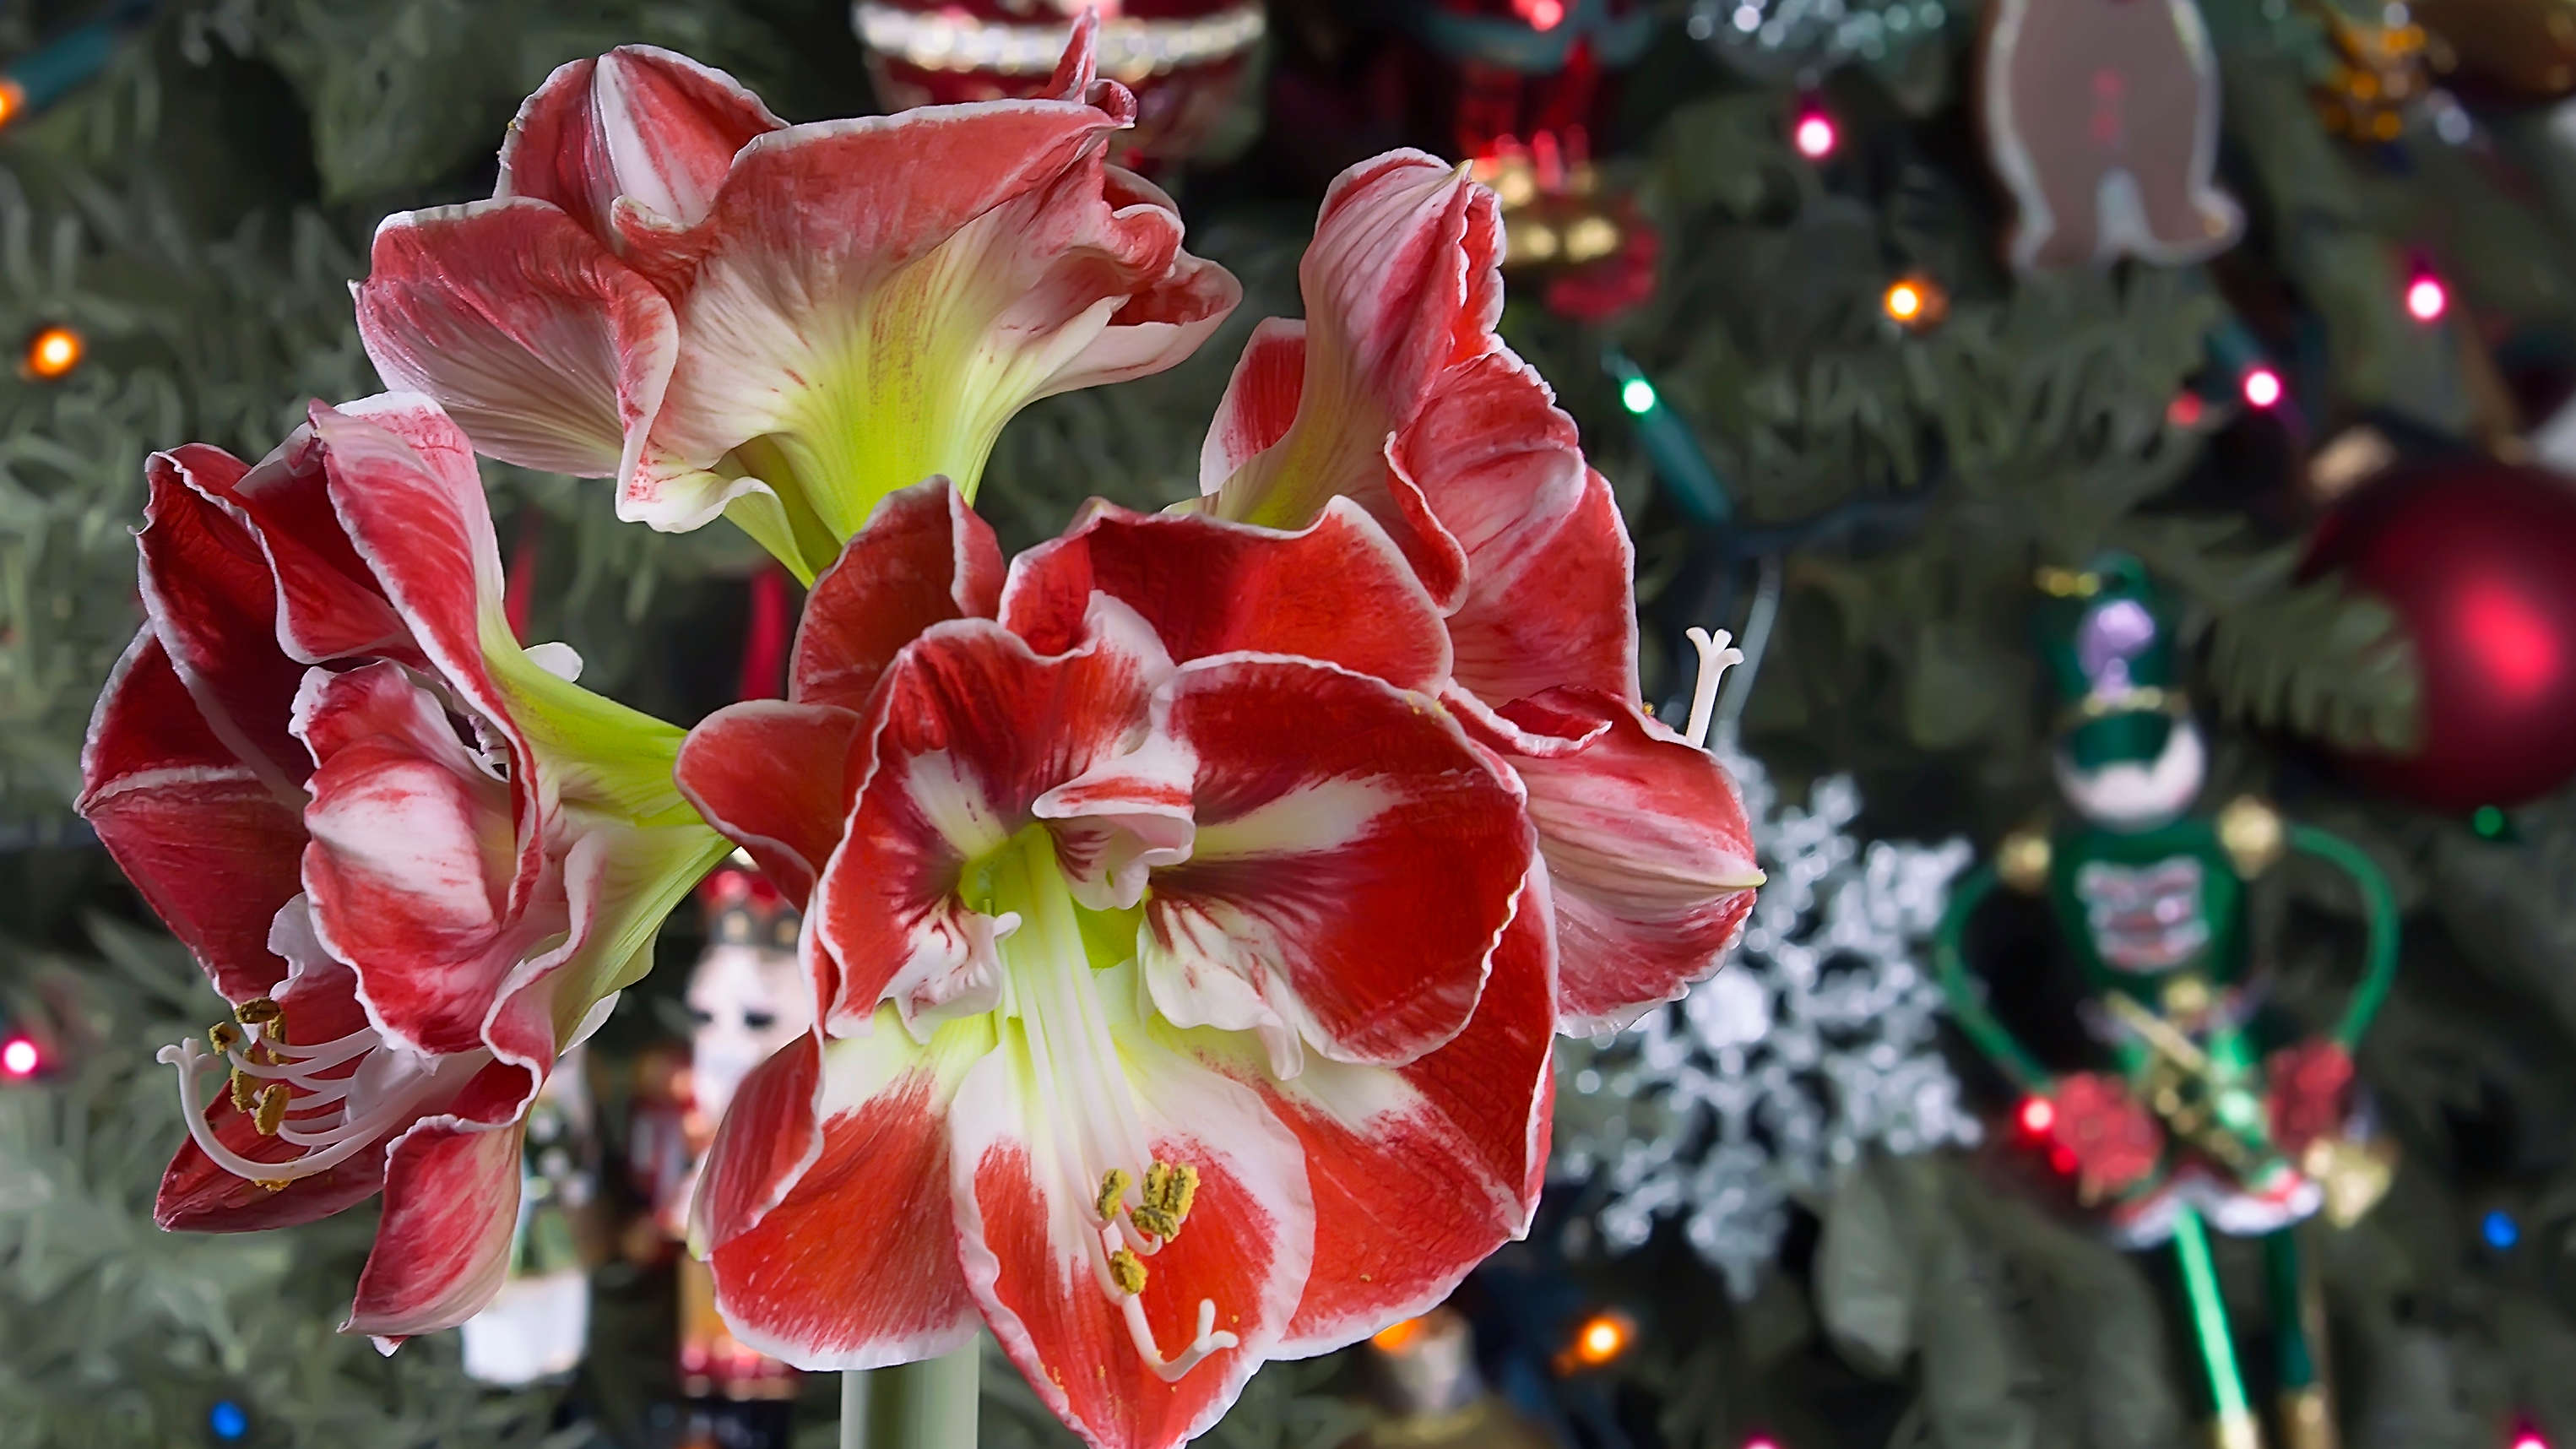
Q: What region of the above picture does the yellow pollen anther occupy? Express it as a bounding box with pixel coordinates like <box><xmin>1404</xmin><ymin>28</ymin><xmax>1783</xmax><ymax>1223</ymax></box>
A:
<box><xmin>1130</xmin><ymin>1204</ymin><xmax>1180</xmax><ymax>1241</ymax></box>
<box><xmin>1108</xmin><ymin>1248</ymin><xmax>1148</xmax><ymax>1296</ymax></box>
<box><xmin>234</xmin><ymin>998</ymin><xmax>282</xmax><ymax>1028</ymax></box>
<box><xmin>1096</xmin><ymin>1168</ymin><xmax>1132</xmax><ymax>1223</ymax></box>
<box><xmin>254</xmin><ymin>1179</ymin><xmax>290</xmax><ymax>1193</ymax></box>
<box><xmin>252</xmin><ymin>1082</ymin><xmax>290</xmax><ymax>1136</ymax></box>
<box><xmin>228</xmin><ymin>1068</ymin><xmax>258</xmax><ymax>1115</ymax></box>
<box><xmin>1144</xmin><ymin>1161</ymin><xmax>1198</xmax><ymax>1224</ymax></box>
<box><xmin>209</xmin><ymin>1022</ymin><xmax>241</xmax><ymax>1054</ymax></box>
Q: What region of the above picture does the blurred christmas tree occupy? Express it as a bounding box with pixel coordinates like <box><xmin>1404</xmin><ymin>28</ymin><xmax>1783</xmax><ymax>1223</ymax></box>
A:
<box><xmin>9</xmin><ymin>0</ymin><xmax>2576</xmax><ymax>1446</ymax></box>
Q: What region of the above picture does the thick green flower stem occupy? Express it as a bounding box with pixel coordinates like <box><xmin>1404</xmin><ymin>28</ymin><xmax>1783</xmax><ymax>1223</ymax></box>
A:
<box><xmin>840</xmin><ymin>1349</ymin><xmax>980</xmax><ymax>1449</ymax></box>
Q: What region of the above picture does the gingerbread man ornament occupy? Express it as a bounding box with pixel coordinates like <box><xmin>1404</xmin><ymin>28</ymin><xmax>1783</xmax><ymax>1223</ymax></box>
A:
<box><xmin>1981</xmin><ymin>0</ymin><xmax>2243</xmax><ymax>271</ymax></box>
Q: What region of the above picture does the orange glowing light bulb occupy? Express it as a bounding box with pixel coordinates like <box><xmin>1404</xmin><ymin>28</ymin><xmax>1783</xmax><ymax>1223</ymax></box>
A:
<box><xmin>1569</xmin><ymin>1310</ymin><xmax>1634</xmax><ymax>1368</ymax></box>
<box><xmin>1371</xmin><ymin>1316</ymin><xmax>1428</xmax><ymax>1354</ymax></box>
<box><xmin>25</xmin><ymin>324</ymin><xmax>82</xmax><ymax>381</ymax></box>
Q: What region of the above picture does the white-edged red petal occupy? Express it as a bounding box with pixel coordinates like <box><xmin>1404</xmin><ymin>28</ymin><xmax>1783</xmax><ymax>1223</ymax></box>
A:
<box><xmin>1299</xmin><ymin>151</ymin><xmax>1504</xmax><ymax>411</ymax></box>
<box><xmin>356</xmin><ymin>201</ymin><xmax>679</xmax><ymax>480</ymax></box>
<box><xmin>998</xmin><ymin>497</ymin><xmax>1451</xmax><ymax>692</ymax></box>
<box><xmin>303</xmin><ymin>399</ymin><xmax>513</xmax><ymax>714</ymax></box>
<box><xmin>1037</xmin><ymin>166</ymin><xmax>1241</xmax><ymax>398</ymax></box>
<box><xmin>295</xmin><ymin>662</ymin><xmax>546</xmax><ymax>1059</ymax></box>
<box><xmin>1140</xmin><ymin>656</ymin><xmax>1531</xmax><ymax>1074</ymax></box>
<box><xmin>1391</xmin><ymin>351</ymin><xmax>1638</xmax><ymax>706</ymax></box>
<box><xmin>792</xmin><ymin>478</ymin><xmax>1003</xmax><ymax>714</ymax></box>
<box><xmin>499</xmin><ymin>46</ymin><xmax>784</xmax><ymax>238</ymax></box>
<box><xmin>1196</xmin><ymin>317</ymin><xmax>1306</xmax><ymax>496</ymax></box>
<box><xmin>133</xmin><ymin>446</ymin><xmax>314</xmax><ymax>793</ymax></box>
<box><xmin>1204</xmin><ymin>152</ymin><xmax>1501</xmax><ymax>548</ymax></box>
<box><xmin>701</xmin><ymin>1011</ymin><xmax>991</xmax><ymax>1368</ymax></box>
<box><xmin>343</xmin><ymin>1050</ymin><xmax>543</xmax><ymax>1338</ymax></box>
<box><xmin>79</xmin><ymin>632</ymin><xmax>308</xmax><ymax>1004</ymax></box>
<box><xmin>676</xmin><ymin>700</ymin><xmax>867</xmax><ymax>912</ymax></box>
<box><xmin>951</xmin><ymin>1012</ymin><xmax>1312</xmax><ymax>1449</ymax></box>
<box><xmin>1201</xmin><ymin>873</ymin><xmax>1556</xmax><ymax>1356</ymax></box>
<box><xmin>812</xmin><ymin>607</ymin><xmax>1170</xmax><ymax>1034</ymax></box>
<box><xmin>182</xmin><ymin>436</ymin><xmax>417</xmax><ymax>669</ymax></box>
<box><xmin>1478</xmin><ymin>690</ymin><xmax>1761</xmax><ymax>1031</ymax></box>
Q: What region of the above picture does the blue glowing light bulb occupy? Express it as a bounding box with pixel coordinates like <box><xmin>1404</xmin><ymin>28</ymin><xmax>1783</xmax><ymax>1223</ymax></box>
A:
<box><xmin>209</xmin><ymin>1400</ymin><xmax>248</xmax><ymax>1441</ymax></box>
<box><xmin>2482</xmin><ymin>1210</ymin><xmax>2520</xmax><ymax>1251</ymax></box>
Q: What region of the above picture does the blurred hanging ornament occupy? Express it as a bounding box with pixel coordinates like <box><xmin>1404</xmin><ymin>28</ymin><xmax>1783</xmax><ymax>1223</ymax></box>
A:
<box><xmin>2302</xmin><ymin>458</ymin><xmax>2576</xmax><ymax>811</ymax></box>
<box><xmin>850</xmin><ymin>1</ymin><xmax>1266</xmax><ymax>170</ymax></box>
<box><xmin>1380</xmin><ymin>1</ymin><xmax>1662</xmax><ymax>320</ymax></box>
<box><xmin>1397</xmin><ymin>0</ymin><xmax>1651</xmax><ymax>158</ymax></box>
<box><xmin>2305</xmin><ymin>0</ymin><xmax>2433</xmax><ymax>143</ymax></box>
<box><xmin>1688</xmin><ymin>0</ymin><xmax>1961</xmax><ymax>81</ymax></box>
<box><xmin>2411</xmin><ymin>0</ymin><xmax>2576</xmax><ymax>99</ymax></box>
<box><xmin>1474</xmin><ymin>129</ymin><xmax>1658</xmax><ymax>320</ymax></box>
<box><xmin>1978</xmin><ymin>0</ymin><xmax>2242</xmax><ymax>271</ymax></box>
<box><xmin>1554</xmin><ymin>730</ymin><xmax>1978</xmax><ymax>1297</ymax></box>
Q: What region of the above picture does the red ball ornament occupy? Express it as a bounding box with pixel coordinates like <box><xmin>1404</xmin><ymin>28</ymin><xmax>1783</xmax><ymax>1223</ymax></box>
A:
<box><xmin>853</xmin><ymin>1</ymin><xmax>1264</xmax><ymax>171</ymax></box>
<box><xmin>2302</xmin><ymin>459</ymin><xmax>2576</xmax><ymax>811</ymax></box>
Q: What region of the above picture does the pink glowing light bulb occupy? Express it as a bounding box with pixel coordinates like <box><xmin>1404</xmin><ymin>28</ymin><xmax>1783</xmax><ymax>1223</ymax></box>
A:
<box><xmin>1793</xmin><ymin>111</ymin><xmax>1836</xmax><ymax>160</ymax></box>
<box><xmin>1</xmin><ymin>1038</ymin><xmax>37</xmax><ymax>1077</ymax></box>
<box><xmin>2406</xmin><ymin>274</ymin><xmax>2449</xmax><ymax>323</ymax></box>
<box><xmin>2242</xmin><ymin>367</ymin><xmax>2284</xmax><ymax>409</ymax></box>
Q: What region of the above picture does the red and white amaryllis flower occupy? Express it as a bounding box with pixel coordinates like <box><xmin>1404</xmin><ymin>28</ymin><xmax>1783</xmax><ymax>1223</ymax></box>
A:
<box><xmin>673</xmin><ymin>480</ymin><xmax>1554</xmax><ymax>1449</ymax></box>
<box><xmin>355</xmin><ymin>16</ymin><xmax>1237</xmax><ymax>582</ymax></box>
<box><xmin>1198</xmin><ymin>151</ymin><xmax>1763</xmax><ymax>1030</ymax></box>
<box><xmin>77</xmin><ymin>395</ymin><xmax>727</xmax><ymax>1338</ymax></box>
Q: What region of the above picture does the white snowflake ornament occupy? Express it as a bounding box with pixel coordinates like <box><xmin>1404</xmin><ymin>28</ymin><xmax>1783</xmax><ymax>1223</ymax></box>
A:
<box><xmin>1556</xmin><ymin>728</ymin><xmax>1980</xmax><ymax>1297</ymax></box>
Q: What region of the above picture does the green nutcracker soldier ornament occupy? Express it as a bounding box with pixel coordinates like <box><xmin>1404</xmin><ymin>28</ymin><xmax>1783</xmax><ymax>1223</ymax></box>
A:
<box><xmin>1935</xmin><ymin>555</ymin><xmax>2400</xmax><ymax>1449</ymax></box>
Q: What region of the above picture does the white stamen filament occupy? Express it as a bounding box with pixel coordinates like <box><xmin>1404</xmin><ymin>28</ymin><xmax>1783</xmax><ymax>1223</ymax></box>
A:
<box><xmin>999</xmin><ymin>831</ymin><xmax>1234</xmax><ymax>1380</ymax></box>
<box><xmin>1682</xmin><ymin>626</ymin><xmax>1743</xmax><ymax>752</ymax></box>
<box><xmin>1123</xmin><ymin>1294</ymin><xmax>1238</xmax><ymax>1383</ymax></box>
<box><xmin>155</xmin><ymin>1015</ymin><xmax>482</xmax><ymax>1186</ymax></box>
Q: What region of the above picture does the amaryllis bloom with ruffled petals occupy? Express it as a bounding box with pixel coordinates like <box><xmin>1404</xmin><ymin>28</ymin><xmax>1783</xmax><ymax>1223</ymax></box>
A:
<box><xmin>355</xmin><ymin>15</ymin><xmax>1237</xmax><ymax>583</ymax></box>
<box><xmin>1197</xmin><ymin>151</ymin><xmax>1764</xmax><ymax>1031</ymax></box>
<box><xmin>77</xmin><ymin>394</ymin><xmax>728</xmax><ymax>1339</ymax></box>
<box><xmin>672</xmin><ymin>480</ymin><xmax>1554</xmax><ymax>1449</ymax></box>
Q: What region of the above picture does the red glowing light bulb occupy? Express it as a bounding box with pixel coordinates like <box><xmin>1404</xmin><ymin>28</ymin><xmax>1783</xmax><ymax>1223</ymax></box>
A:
<box><xmin>2019</xmin><ymin>1097</ymin><xmax>2055</xmax><ymax>1135</ymax></box>
<box><xmin>1</xmin><ymin>1038</ymin><xmax>37</xmax><ymax>1077</ymax></box>
<box><xmin>2242</xmin><ymin>367</ymin><xmax>2284</xmax><ymax>409</ymax></box>
<box><xmin>2511</xmin><ymin>1435</ymin><xmax>2546</xmax><ymax>1449</ymax></box>
<box><xmin>1793</xmin><ymin>111</ymin><xmax>1836</xmax><ymax>160</ymax></box>
<box><xmin>2406</xmin><ymin>275</ymin><xmax>2449</xmax><ymax>323</ymax></box>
